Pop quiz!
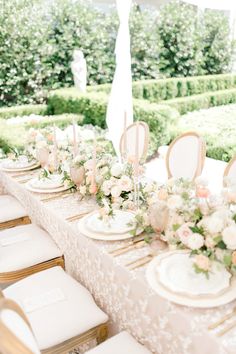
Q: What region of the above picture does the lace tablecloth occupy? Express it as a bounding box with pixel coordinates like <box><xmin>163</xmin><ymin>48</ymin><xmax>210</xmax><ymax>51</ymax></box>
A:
<box><xmin>1</xmin><ymin>170</ymin><xmax>236</xmax><ymax>354</ymax></box>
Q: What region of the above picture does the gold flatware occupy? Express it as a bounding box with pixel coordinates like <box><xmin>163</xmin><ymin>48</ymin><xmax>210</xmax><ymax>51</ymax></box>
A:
<box><xmin>208</xmin><ymin>307</ymin><xmax>236</xmax><ymax>330</ymax></box>
<box><xmin>125</xmin><ymin>254</ymin><xmax>153</xmax><ymax>269</ymax></box>
<box><xmin>128</xmin><ymin>255</ymin><xmax>153</xmax><ymax>270</ymax></box>
<box><xmin>217</xmin><ymin>320</ymin><xmax>236</xmax><ymax>337</ymax></box>
<box><xmin>41</xmin><ymin>192</ymin><xmax>72</xmax><ymax>202</ymax></box>
<box><xmin>66</xmin><ymin>211</ymin><xmax>91</xmax><ymax>222</ymax></box>
<box><xmin>113</xmin><ymin>240</ymin><xmax>146</xmax><ymax>257</ymax></box>
<box><xmin>109</xmin><ymin>237</ymin><xmax>145</xmax><ymax>255</ymax></box>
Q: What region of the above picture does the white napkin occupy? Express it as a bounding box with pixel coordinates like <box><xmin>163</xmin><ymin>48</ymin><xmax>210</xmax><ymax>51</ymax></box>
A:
<box><xmin>22</xmin><ymin>288</ymin><xmax>65</xmax><ymax>313</ymax></box>
<box><xmin>0</xmin><ymin>233</ymin><xmax>30</xmax><ymax>247</ymax></box>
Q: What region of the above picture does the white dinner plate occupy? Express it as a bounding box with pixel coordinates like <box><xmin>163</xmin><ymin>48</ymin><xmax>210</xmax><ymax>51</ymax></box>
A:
<box><xmin>77</xmin><ymin>211</ymin><xmax>135</xmax><ymax>241</ymax></box>
<box><xmin>1</xmin><ymin>161</ymin><xmax>40</xmax><ymax>172</ymax></box>
<box><xmin>1</xmin><ymin>157</ymin><xmax>36</xmax><ymax>170</ymax></box>
<box><xmin>146</xmin><ymin>250</ymin><xmax>236</xmax><ymax>308</ymax></box>
<box><xmin>29</xmin><ymin>175</ymin><xmax>64</xmax><ymax>190</ymax></box>
<box><xmin>85</xmin><ymin>210</ymin><xmax>135</xmax><ymax>235</ymax></box>
<box><xmin>25</xmin><ymin>181</ymin><xmax>70</xmax><ymax>194</ymax></box>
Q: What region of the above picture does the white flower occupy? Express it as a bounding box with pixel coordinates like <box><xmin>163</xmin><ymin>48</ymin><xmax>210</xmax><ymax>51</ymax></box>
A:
<box><xmin>110</xmin><ymin>163</ymin><xmax>123</xmax><ymax>178</ymax></box>
<box><xmin>102</xmin><ymin>180</ymin><xmax>113</xmax><ymax>196</ymax></box>
<box><xmin>111</xmin><ymin>186</ymin><xmax>122</xmax><ymax>198</ymax></box>
<box><xmin>167</xmin><ymin>195</ymin><xmax>183</xmax><ymax>210</ymax></box>
<box><xmin>84</xmin><ymin>159</ymin><xmax>94</xmax><ymax>170</ymax></box>
<box><xmin>119</xmin><ymin>175</ymin><xmax>133</xmax><ymax>192</ymax></box>
<box><xmin>204</xmin><ymin>216</ymin><xmax>224</xmax><ymax>234</ymax></box>
<box><xmin>222</xmin><ymin>225</ymin><xmax>236</xmax><ymax>250</ymax></box>
<box><xmin>188</xmin><ymin>233</ymin><xmax>204</xmax><ymax>250</ymax></box>
<box><xmin>79</xmin><ymin>185</ymin><xmax>86</xmax><ymax>196</ymax></box>
<box><xmin>195</xmin><ymin>177</ymin><xmax>208</xmax><ymax>187</ymax></box>
<box><xmin>123</xmin><ymin>200</ymin><xmax>135</xmax><ymax>210</ymax></box>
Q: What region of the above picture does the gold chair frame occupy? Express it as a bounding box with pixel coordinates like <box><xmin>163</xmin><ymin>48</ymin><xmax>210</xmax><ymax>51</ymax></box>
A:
<box><xmin>120</xmin><ymin>121</ymin><xmax>150</xmax><ymax>163</ymax></box>
<box><xmin>0</xmin><ymin>256</ymin><xmax>65</xmax><ymax>284</ymax></box>
<box><xmin>0</xmin><ymin>297</ymin><xmax>108</xmax><ymax>354</ymax></box>
<box><xmin>166</xmin><ymin>131</ymin><xmax>206</xmax><ymax>181</ymax></box>
<box><xmin>223</xmin><ymin>155</ymin><xmax>236</xmax><ymax>185</ymax></box>
<box><xmin>0</xmin><ymin>215</ymin><xmax>31</xmax><ymax>231</ymax></box>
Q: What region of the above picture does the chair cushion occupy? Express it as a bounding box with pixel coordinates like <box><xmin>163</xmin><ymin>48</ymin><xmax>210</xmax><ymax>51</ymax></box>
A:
<box><xmin>1</xmin><ymin>309</ymin><xmax>40</xmax><ymax>354</ymax></box>
<box><xmin>0</xmin><ymin>195</ymin><xmax>27</xmax><ymax>223</ymax></box>
<box><xmin>0</xmin><ymin>224</ymin><xmax>62</xmax><ymax>272</ymax></box>
<box><xmin>86</xmin><ymin>331</ymin><xmax>151</xmax><ymax>354</ymax></box>
<box><xmin>3</xmin><ymin>267</ymin><xmax>108</xmax><ymax>350</ymax></box>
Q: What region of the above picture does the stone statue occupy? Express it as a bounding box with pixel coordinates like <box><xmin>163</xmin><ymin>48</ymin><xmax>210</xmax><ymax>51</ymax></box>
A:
<box><xmin>71</xmin><ymin>49</ymin><xmax>87</xmax><ymax>92</ymax></box>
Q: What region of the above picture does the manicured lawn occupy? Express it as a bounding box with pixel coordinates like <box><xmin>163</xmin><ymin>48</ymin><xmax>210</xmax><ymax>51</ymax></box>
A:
<box><xmin>174</xmin><ymin>104</ymin><xmax>236</xmax><ymax>162</ymax></box>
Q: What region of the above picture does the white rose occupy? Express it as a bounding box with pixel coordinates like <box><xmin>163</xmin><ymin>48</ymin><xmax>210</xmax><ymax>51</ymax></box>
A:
<box><xmin>102</xmin><ymin>180</ymin><xmax>113</xmax><ymax>196</ymax></box>
<box><xmin>167</xmin><ymin>195</ymin><xmax>183</xmax><ymax>210</ymax></box>
<box><xmin>111</xmin><ymin>186</ymin><xmax>122</xmax><ymax>198</ymax></box>
<box><xmin>222</xmin><ymin>225</ymin><xmax>236</xmax><ymax>250</ymax></box>
<box><xmin>205</xmin><ymin>216</ymin><xmax>224</xmax><ymax>234</ymax></box>
<box><xmin>110</xmin><ymin>163</ymin><xmax>123</xmax><ymax>178</ymax></box>
<box><xmin>119</xmin><ymin>175</ymin><xmax>133</xmax><ymax>192</ymax></box>
<box><xmin>188</xmin><ymin>233</ymin><xmax>204</xmax><ymax>250</ymax></box>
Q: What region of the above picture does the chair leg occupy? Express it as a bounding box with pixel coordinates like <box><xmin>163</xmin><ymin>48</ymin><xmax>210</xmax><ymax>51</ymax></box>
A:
<box><xmin>96</xmin><ymin>323</ymin><xmax>108</xmax><ymax>344</ymax></box>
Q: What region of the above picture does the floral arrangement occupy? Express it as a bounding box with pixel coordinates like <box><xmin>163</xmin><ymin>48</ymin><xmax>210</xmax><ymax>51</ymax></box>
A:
<box><xmin>132</xmin><ymin>177</ymin><xmax>236</xmax><ymax>276</ymax></box>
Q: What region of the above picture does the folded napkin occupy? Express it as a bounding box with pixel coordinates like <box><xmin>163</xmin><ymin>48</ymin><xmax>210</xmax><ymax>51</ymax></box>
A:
<box><xmin>0</xmin><ymin>233</ymin><xmax>30</xmax><ymax>247</ymax></box>
<box><xmin>22</xmin><ymin>288</ymin><xmax>65</xmax><ymax>313</ymax></box>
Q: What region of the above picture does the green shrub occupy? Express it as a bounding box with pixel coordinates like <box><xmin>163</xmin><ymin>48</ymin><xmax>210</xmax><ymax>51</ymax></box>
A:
<box><xmin>157</xmin><ymin>0</ymin><xmax>203</xmax><ymax>77</ymax></box>
<box><xmin>131</xmin><ymin>74</ymin><xmax>236</xmax><ymax>102</ymax></box>
<box><xmin>25</xmin><ymin>114</ymin><xmax>83</xmax><ymax>129</ymax></box>
<box><xmin>162</xmin><ymin>88</ymin><xmax>236</xmax><ymax>114</ymax></box>
<box><xmin>173</xmin><ymin>105</ymin><xmax>236</xmax><ymax>162</ymax></box>
<box><xmin>47</xmin><ymin>88</ymin><xmax>180</xmax><ymax>153</ymax></box>
<box><xmin>201</xmin><ymin>10</ymin><xmax>234</xmax><ymax>75</ymax></box>
<box><xmin>0</xmin><ymin>104</ymin><xmax>47</xmax><ymax>119</ymax></box>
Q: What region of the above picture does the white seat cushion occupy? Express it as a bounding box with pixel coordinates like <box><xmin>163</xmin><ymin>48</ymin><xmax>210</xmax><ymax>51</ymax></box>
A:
<box><xmin>0</xmin><ymin>224</ymin><xmax>62</xmax><ymax>272</ymax></box>
<box><xmin>1</xmin><ymin>309</ymin><xmax>40</xmax><ymax>354</ymax></box>
<box><xmin>86</xmin><ymin>331</ymin><xmax>151</xmax><ymax>354</ymax></box>
<box><xmin>0</xmin><ymin>195</ymin><xmax>27</xmax><ymax>223</ymax></box>
<box><xmin>3</xmin><ymin>267</ymin><xmax>108</xmax><ymax>350</ymax></box>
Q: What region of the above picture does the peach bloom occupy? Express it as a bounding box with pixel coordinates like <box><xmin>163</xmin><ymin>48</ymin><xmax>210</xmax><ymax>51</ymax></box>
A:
<box><xmin>194</xmin><ymin>254</ymin><xmax>210</xmax><ymax>271</ymax></box>
<box><xmin>227</xmin><ymin>191</ymin><xmax>236</xmax><ymax>204</ymax></box>
<box><xmin>196</xmin><ymin>187</ymin><xmax>210</xmax><ymax>198</ymax></box>
<box><xmin>47</xmin><ymin>133</ymin><xmax>54</xmax><ymax>142</ymax></box>
<box><xmin>89</xmin><ymin>184</ymin><xmax>97</xmax><ymax>195</ymax></box>
<box><xmin>176</xmin><ymin>223</ymin><xmax>193</xmax><ymax>246</ymax></box>
<box><xmin>158</xmin><ymin>188</ymin><xmax>168</xmax><ymax>201</ymax></box>
<box><xmin>232</xmin><ymin>251</ymin><xmax>236</xmax><ymax>265</ymax></box>
<box><xmin>127</xmin><ymin>155</ymin><xmax>135</xmax><ymax>164</ymax></box>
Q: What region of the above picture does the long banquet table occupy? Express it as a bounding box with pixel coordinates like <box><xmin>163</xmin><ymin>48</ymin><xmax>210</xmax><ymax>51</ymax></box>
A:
<box><xmin>1</xmin><ymin>170</ymin><xmax>236</xmax><ymax>354</ymax></box>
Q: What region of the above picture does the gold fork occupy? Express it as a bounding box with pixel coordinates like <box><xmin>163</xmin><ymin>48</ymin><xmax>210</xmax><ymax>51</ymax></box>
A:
<box><xmin>217</xmin><ymin>320</ymin><xmax>236</xmax><ymax>337</ymax></box>
<box><xmin>112</xmin><ymin>240</ymin><xmax>146</xmax><ymax>257</ymax></box>
<box><xmin>208</xmin><ymin>306</ymin><xmax>236</xmax><ymax>330</ymax></box>
<box><xmin>41</xmin><ymin>192</ymin><xmax>72</xmax><ymax>202</ymax></box>
<box><xmin>126</xmin><ymin>254</ymin><xmax>153</xmax><ymax>270</ymax></box>
<box><xmin>66</xmin><ymin>211</ymin><xmax>91</xmax><ymax>222</ymax></box>
<box><xmin>109</xmin><ymin>236</ymin><xmax>145</xmax><ymax>255</ymax></box>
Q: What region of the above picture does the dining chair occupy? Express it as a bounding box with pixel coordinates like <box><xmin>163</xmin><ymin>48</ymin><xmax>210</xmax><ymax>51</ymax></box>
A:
<box><xmin>85</xmin><ymin>331</ymin><xmax>152</xmax><ymax>354</ymax></box>
<box><xmin>120</xmin><ymin>121</ymin><xmax>150</xmax><ymax>163</ymax></box>
<box><xmin>223</xmin><ymin>155</ymin><xmax>236</xmax><ymax>185</ymax></box>
<box><xmin>0</xmin><ymin>297</ymin><xmax>40</xmax><ymax>354</ymax></box>
<box><xmin>0</xmin><ymin>224</ymin><xmax>65</xmax><ymax>284</ymax></box>
<box><xmin>0</xmin><ymin>194</ymin><xmax>31</xmax><ymax>230</ymax></box>
<box><xmin>166</xmin><ymin>131</ymin><xmax>206</xmax><ymax>181</ymax></box>
<box><xmin>2</xmin><ymin>266</ymin><xmax>108</xmax><ymax>353</ymax></box>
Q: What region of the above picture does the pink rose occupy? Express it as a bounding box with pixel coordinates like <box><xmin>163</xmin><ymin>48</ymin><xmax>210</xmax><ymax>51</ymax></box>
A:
<box><xmin>194</xmin><ymin>254</ymin><xmax>210</xmax><ymax>271</ymax></box>
<box><xmin>158</xmin><ymin>188</ymin><xmax>168</xmax><ymax>201</ymax></box>
<box><xmin>89</xmin><ymin>184</ymin><xmax>97</xmax><ymax>195</ymax></box>
<box><xmin>176</xmin><ymin>223</ymin><xmax>193</xmax><ymax>246</ymax></box>
<box><xmin>196</xmin><ymin>187</ymin><xmax>210</xmax><ymax>198</ymax></box>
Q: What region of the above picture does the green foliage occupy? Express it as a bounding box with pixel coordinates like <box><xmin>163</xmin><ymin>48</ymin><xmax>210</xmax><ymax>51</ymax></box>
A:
<box><xmin>201</xmin><ymin>10</ymin><xmax>234</xmax><ymax>74</ymax></box>
<box><xmin>47</xmin><ymin>88</ymin><xmax>180</xmax><ymax>156</ymax></box>
<box><xmin>163</xmin><ymin>88</ymin><xmax>236</xmax><ymax>114</ymax></box>
<box><xmin>173</xmin><ymin>104</ymin><xmax>236</xmax><ymax>162</ymax></box>
<box><xmin>1</xmin><ymin>0</ymin><xmax>235</xmax><ymax>106</ymax></box>
<box><xmin>157</xmin><ymin>1</ymin><xmax>203</xmax><ymax>77</ymax></box>
<box><xmin>132</xmin><ymin>74</ymin><xmax>236</xmax><ymax>102</ymax></box>
<box><xmin>0</xmin><ymin>104</ymin><xmax>47</xmax><ymax>119</ymax></box>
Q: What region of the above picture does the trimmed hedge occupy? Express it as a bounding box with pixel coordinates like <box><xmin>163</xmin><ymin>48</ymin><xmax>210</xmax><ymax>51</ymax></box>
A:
<box><xmin>89</xmin><ymin>74</ymin><xmax>236</xmax><ymax>103</ymax></box>
<box><xmin>161</xmin><ymin>88</ymin><xmax>236</xmax><ymax>114</ymax></box>
<box><xmin>47</xmin><ymin>88</ymin><xmax>180</xmax><ymax>151</ymax></box>
<box><xmin>0</xmin><ymin>104</ymin><xmax>47</xmax><ymax>119</ymax></box>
